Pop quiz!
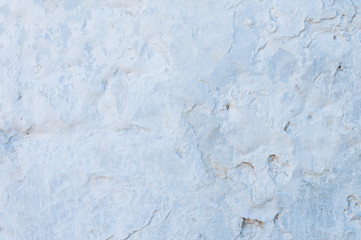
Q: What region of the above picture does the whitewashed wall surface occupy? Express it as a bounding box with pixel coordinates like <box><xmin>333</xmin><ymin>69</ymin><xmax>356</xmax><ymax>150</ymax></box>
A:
<box><xmin>1</xmin><ymin>0</ymin><xmax>361</xmax><ymax>239</ymax></box>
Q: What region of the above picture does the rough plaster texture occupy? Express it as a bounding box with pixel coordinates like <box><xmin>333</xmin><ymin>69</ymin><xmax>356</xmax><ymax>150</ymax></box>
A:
<box><xmin>1</xmin><ymin>0</ymin><xmax>361</xmax><ymax>239</ymax></box>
